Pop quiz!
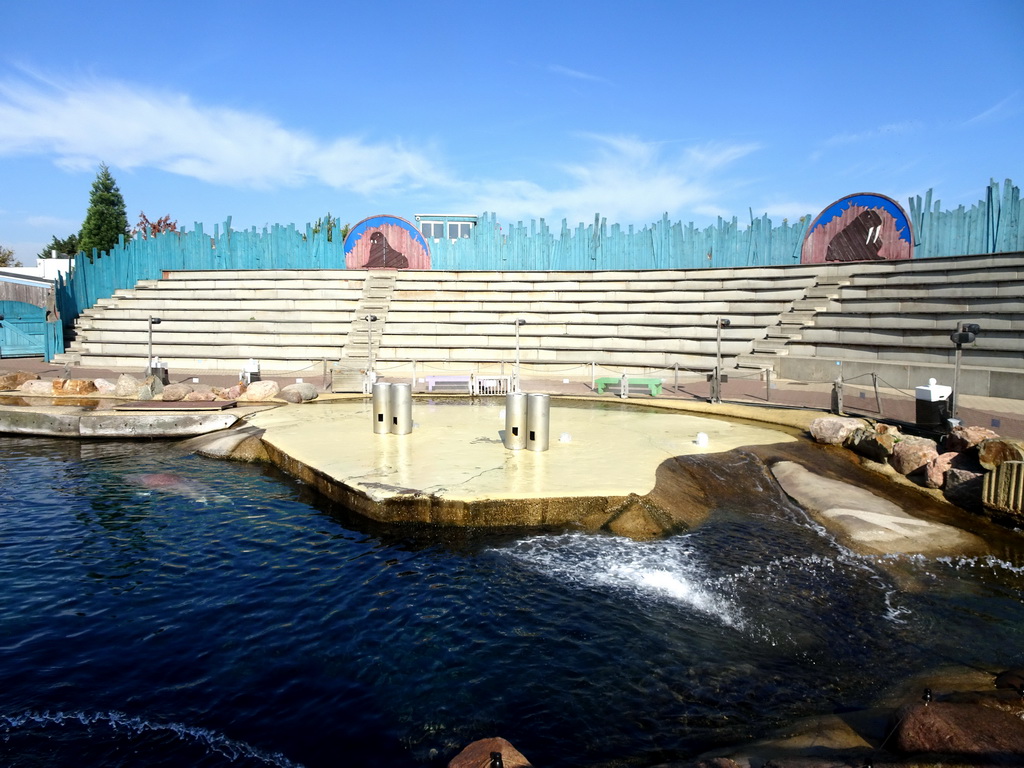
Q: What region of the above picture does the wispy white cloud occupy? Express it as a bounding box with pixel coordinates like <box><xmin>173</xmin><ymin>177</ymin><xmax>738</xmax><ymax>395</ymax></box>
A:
<box><xmin>26</xmin><ymin>214</ymin><xmax>78</xmax><ymax>230</ymax></box>
<box><xmin>0</xmin><ymin>71</ymin><xmax>446</xmax><ymax>193</ymax></box>
<box><xmin>755</xmin><ymin>200</ymin><xmax>819</xmax><ymax>222</ymax></box>
<box><xmin>810</xmin><ymin>121</ymin><xmax>922</xmax><ymax>161</ymax></box>
<box><xmin>548</xmin><ymin>64</ymin><xmax>610</xmax><ymax>85</ymax></box>
<box><xmin>0</xmin><ymin>71</ymin><xmax>764</xmax><ymax>227</ymax></box>
<box><xmin>452</xmin><ymin>134</ymin><xmax>761</xmax><ymax>224</ymax></box>
<box><xmin>963</xmin><ymin>92</ymin><xmax>1020</xmax><ymax>126</ymax></box>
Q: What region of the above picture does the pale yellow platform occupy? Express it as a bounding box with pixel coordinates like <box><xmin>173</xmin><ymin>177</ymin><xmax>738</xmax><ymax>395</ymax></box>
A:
<box><xmin>245</xmin><ymin>399</ymin><xmax>796</xmax><ymax>503</ymax></box>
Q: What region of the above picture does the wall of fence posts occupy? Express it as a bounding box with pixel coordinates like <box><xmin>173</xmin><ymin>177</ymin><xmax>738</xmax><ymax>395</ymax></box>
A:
<box><xmin>909</xmin><ymin>178</ymin><xmax>1023</xmax><ymax>258</ymax></box>
<box><xmin>55</xmin><ymin>179</ymin><xmax>1023</xmax><ymax>329</ymax></box>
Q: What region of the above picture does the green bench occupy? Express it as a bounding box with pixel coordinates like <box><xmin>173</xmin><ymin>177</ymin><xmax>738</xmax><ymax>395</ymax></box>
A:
<box><xmin>594</xmin><ymin>377</ymin><xmax>663</xmax><ymax>397</ymax></box>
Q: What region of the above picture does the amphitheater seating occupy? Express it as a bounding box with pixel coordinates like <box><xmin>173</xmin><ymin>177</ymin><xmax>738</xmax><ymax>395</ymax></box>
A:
<box><xmin>57</xmin><ymin>270</ymin><xmax>367</xmax><ymax>372</ymax></box>
<box><xmin>742</xmin><ymin>252</ymin><xmax>1024</xmax><ymax>399</ymax></box>
<box><xmin>377</xmin><ymin>267</ymin><xmax>822</xmax><ymax>374</ymax></box>
<box><xmin>53</xmin><ymin>252</ymin><xmax>1024</xmax><ymax>398</ymax></box>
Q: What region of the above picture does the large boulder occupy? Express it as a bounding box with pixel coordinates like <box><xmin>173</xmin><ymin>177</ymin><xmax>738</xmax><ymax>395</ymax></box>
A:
<box><xmin>448</xmin><ymin>737</ymin><xmax>531</xmax><ymax>768</ymax></box>
<box><xmin>19</xmin><ymin>379</ymin><xmax>55</xmax><ymax>395</ymax></box>
<box><xmin>279</xmin><ymin>382</ymin><xmax>318</xmax><ymax>403</ymax></box>
<box><xmin>890</xmin><ymin>436</ymin><xmax>939</xmax><ymax>476</ymax></box>
<box><xmin>114</xmin><ymin>373</ymin><xmax>147</xmax><ymax>399</ymax></box>
<box><xmin>92</xmin><ymin>378</ymin><xmax>117</xmax><ymax>395</ymax></box>
<box><xmin>944</xmin><ymin>468</ymin><xmax>985</xmax><ymax>510</ymax></box>
<box><xmin>889</xmin><ymin>700</ymin><xmax>1024</xmax><ymax>757</ymax></box>
<box><xmin>51</xmin><ymin>378</ymin><xmax>98</xmax><ymax>396</ymax></box>
<box><xmin>924</xmin><ymin>452</ymin><xmax>958</xmax><ymax>489</ymax></box>
<box><xmin>213</xmin><ymin>383</ymin><xmax>246</xmax><ymax>401</ymax></box>
<box><xmin>183</xmin><ymin>388</ymin><xmax>216</xmax><ymax>402</ymax></box>
<box><xmin>844</xmin><ymin>426</ymin><xmax>896</xmax><ymax>462</ymax></box>
<box><xmin>808</xmin><ymin>416</ymin><xmax>865</xmax><ymax>445</ymax></box>
<box><xmin>946</xmin><ymin>424</ymin><xmax>1000</xmax><ymax>453</ymax></box>
<box><xmin>0</xmin><ymin>370</ymin><xmax>40</xmax><ymax>390</ymax></box>
<box><xmin>238</xmin><ymin>380</ymin><xmax>280</xmax><ymax>401</ymax></box>
<box><xmin>978</xmin><ymin>438</ymin><xmax>1024</xmax><ymax>471</ymax></box>
<box><xmin>161</xmin><ymin>383</ymin><xmax>193</xmax><ymax>402</ymax></box>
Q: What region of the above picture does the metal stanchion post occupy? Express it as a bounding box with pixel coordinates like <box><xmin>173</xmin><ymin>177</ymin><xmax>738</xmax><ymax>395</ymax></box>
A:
<box><xmin>831</xmin><ymin>376</ymin><xmax>844</xmax><ymax>415</ymax></box>
<box><xmin>513</xmin><ymin>319</ymin><xmax>526</xmax><ymax>393</ymax></box>
<box><xmin>146</xmin><ymin>316</ymin><xmax>162</xmax><ymax>378</ymax></box>
<box><xmin>712</xmin><ymin>317</ymin><xmax>730</xmax><ymax>404</ymax></box>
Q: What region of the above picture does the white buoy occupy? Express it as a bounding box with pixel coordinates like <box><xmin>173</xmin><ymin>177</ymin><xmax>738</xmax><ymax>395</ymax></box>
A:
<box><xmin>559</xmin><ymin>432</ymin><xmax>572</xmax><ymax>443</ymax></box>
<box><xmin>695</xmin><ymin>432</ymin><xmax>709</xmax><ymax>447</ymax></box>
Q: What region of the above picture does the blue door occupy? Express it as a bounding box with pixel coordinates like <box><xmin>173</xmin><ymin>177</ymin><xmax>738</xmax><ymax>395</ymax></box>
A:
<box><xmin>0</xmin><ymin>301</ymin><xmax>47</xmax><ymax>357</ymax></box>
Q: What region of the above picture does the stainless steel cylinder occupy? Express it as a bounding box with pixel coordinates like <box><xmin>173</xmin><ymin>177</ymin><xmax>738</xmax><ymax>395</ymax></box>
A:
<box><xmin>389</xmin><ymin>382</ymin><xmax>413</xmax><ymax>435</ymax></box>
<box><xmin>372</xmin><ymin>382</ymin><xmax>391</xmax><ymax>434</ymax></box>
<box><xmin>526</xmin><ymin>393</ymin><xmax>550</xmax><ymax>452</ymax></box>
<box><xmin>504</xmin><ymin>391</ymin><xmax>528</xmax><ymax>450</ymax></box>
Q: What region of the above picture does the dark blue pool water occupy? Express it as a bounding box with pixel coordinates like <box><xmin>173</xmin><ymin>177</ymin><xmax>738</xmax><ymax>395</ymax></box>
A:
<box><xmin>3</xmin><ymin>435</ymin><xmax>1024</xmax><ymax>767</ymax></box>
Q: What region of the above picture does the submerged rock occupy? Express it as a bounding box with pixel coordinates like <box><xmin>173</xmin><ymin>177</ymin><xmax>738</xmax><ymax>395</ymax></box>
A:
<box><xmin>770</xmin><ymin>460</ymin><xmax>983</xmax><ymax>556</ymax></box>
<box><xmin>51</xmin><ymin>378</ymin><xmax>98</xmax><ymax>396</ymax></box>
<box><xmin>19</xmin><ymin>379</ymin><xmax>55</xmax><ymax>395</ymax></box>
<box><xmin>889</xmin><ymin>700</ymin><xmax>1024</xmax><ymax>757</ymax></box>
<box><xmin>448</xmin><ymin>737</ymin><xmax>531</xmax><ymax>767</ymax></box>
<box><xmin>0</xmin><ymin>370</ymin><xmax>39</xmax><ymax>390</ymax></box>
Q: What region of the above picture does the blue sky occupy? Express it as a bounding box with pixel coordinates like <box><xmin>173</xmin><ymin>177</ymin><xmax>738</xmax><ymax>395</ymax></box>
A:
<box><xmin>1</xmin><ymin>0</ymin><xmax>1021</xmax><ymax>264</ymax></box>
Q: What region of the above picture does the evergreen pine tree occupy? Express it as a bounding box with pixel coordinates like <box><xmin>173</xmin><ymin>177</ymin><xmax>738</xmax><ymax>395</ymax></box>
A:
<box><xmin>79</xmin><ymin>163</ymin><xmax>129</xmax><ymax>257</ymax></box>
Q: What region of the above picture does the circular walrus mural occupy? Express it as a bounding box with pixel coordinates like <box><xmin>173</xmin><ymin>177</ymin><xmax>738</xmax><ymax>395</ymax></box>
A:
<box><xmin>801</xmin><ymin>193</ymin><xmax>913</xmax><ymax>264</ymax></box>
<box><xmin>343</xmin><ymin>215</ymin><xmax>431</xmax><ymax>270</ymax></box>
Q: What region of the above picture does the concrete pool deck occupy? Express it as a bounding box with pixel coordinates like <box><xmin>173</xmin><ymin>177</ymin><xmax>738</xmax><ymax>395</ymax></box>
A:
<box><xmin>242</xmin><ymin>397</ymin><xmax>799</xmax><ymax>504</ymax></box>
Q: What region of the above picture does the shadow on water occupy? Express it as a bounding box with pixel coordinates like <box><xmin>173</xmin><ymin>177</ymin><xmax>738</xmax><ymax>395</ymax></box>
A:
<box><xmin>3</xmin><ymin>422</ymin><xmax>1024</xmax><ymax>768</ymax></box>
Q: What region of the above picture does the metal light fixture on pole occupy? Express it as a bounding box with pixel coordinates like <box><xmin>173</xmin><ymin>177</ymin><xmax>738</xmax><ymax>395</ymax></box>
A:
<box><xmin>949</xmin><ymin>321</ymin><xmax>981</xmax><ymax>425</ymax></box>
<box><xmin>146</xmin><ymin>316</ymin><xmax>162</xmax><ymax>377</ymax></box>
<box><xmin>513</xmin><ymin>319</ymin><xmax>526</xmax><ymax>392</ymax></box>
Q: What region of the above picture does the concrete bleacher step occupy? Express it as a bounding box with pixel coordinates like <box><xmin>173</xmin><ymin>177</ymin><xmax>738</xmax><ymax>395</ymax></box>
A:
<box><xmin>58</xmin><ymin>253</ymin><xmax>1024</xmax><ymax>398</ymax></box>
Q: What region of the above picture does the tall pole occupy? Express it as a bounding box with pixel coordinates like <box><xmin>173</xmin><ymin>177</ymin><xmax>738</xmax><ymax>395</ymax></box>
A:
<box><xmin>147</xmin><ymin>316</ymin><xmax>161</xmax><ymax>376</ymax></box>
<box><xmin>714</xmin><ymin>318</ymin><xmax>730</xmax><ymax>403</ymax></box>
<box><xmin>365</xmin><ymin>314</ymin><xmax>377</xmax><ymax>377</ymax></box>
<box><xmin>948</xmin><ymin>321</ymin><xmax>981</xmax><ymax>427</ymax></box>
<box><xmin>513</xmin><ymin>319</ymin><xmax>526</xmax><ymax>392</ymax></box>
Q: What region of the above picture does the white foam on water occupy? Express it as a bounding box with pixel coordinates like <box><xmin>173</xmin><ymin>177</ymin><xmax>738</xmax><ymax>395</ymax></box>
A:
<box><xmin>501</xmin><ymin>532</ymin><xmax>745</xmax><ymax>628</ymax></box>
<box><xmin>0</xmin><ymin>710</ymin><xmax>304</xmax><ymax>767</ymax></box>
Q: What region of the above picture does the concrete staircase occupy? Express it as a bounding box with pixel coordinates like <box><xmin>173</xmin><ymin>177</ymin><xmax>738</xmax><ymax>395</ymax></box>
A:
<box><xmin>332</xmin><ymin>271</ymin><xmax>397</xmax><ymax>393</ymax></box>
<box><xmin>739</xmin><ymin>276</ymin><xmax>851</xmax><ymax>359</ymax></box>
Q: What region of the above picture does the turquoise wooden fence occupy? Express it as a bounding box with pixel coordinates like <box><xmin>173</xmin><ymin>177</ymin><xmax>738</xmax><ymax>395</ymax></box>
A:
<box><xmin>0</xmin><ymin>300</ymin><xmax>62</xmax><ymax>361</ymax></box>
<box><xmin>909</xmin><ymin>178</ymin><xmax>1023</xmax><ymax>258</ymax></box>
<box><xmin>56</xmin><ymin>179</ymin><xmax>1023</xmax><ymax>326</ymax></box>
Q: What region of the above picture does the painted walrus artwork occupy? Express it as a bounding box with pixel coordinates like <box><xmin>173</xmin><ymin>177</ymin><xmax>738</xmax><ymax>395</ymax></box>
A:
<box><xmin>801</xmin><ymin>193</ymin><xmax>914</xmax><ymax>264</ymax></box>
<box><xmin>343</xmin><ymin>215</ymin><xmax>431</xmax><ymax>270</ymax></box>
